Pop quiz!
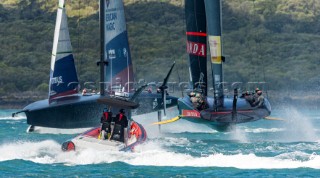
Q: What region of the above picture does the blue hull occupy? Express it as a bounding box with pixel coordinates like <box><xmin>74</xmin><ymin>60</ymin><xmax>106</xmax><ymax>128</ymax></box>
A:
<box><xmin>178</xmin><ymin>96</ymin><xmax>271</xmax><ymax>129</ymax></box>
<box><xmin>21</xmin><ymin>93</ymin><xmax>178</xmax><ymax>129</ymax></box>
<box><xmin>24</xmin><ymin>94</ymin><xmax>105</xmax><ymax>128</ymax></box>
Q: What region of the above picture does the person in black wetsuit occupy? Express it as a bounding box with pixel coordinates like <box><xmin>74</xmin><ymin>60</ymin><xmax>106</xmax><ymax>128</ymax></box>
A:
<box><xmin>100</xmin><ymin>108</ymin><xmax>112</xmax><ymax>140</ymax></box>
<box><xmin>112</xmin><ymin>109</ymin><xmax>128</xmax><ymax>142</ymax></box>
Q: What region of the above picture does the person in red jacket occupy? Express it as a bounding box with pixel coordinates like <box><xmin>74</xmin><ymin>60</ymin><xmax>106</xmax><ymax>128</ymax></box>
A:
<box><xmin>111</xmin><ymin>109</ymin><xmax>128</xmax><ymax>142</ymax></box>
<box><xmin>100</xmin><ymin>108</ymin><xmax>112</xmax><ymax>140</ymax></box>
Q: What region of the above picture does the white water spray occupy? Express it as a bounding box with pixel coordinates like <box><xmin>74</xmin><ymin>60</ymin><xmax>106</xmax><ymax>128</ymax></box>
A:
<box><xmin>280</xmin><ymin>106</ymin><xmax>318</xmax><ymax>142</ymax></box>
<box><xmin>228</xmin><ymin>125</ymin><xmax>249</xmax><ymax>143</ymax></box>
<box><xmin>0</xmin><ymin>139</ymin><xmax>319</xmax><ymax>169</ymax></box>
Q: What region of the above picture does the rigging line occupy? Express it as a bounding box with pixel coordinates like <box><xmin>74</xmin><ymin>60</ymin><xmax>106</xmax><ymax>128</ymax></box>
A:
<box><xmin>181</xmin><ymin>0</ymin><xmax>189</xmax><ymax>95</ymax></box>
<box><xmin>76</xmin><ymin>0</ymin><xmax>82</xmax><ymax>82</ymax></box>
<box><xmin>160</xmin><ymin>1</ymin><xmax>176</xmax><ymax>62</ymax></box>
<box><xmin>176</xmin><ymin>0</ymin><xmax>185</xmax><ymax>96</ymax></box>
<box><xmin>247</xmin><ymin>0</ymin><xmax>257</xmax><ymax>89</ymax></box>
<box><xmin>252</xmin><ymin>0</ymin><xmax>259</xmax><ymax>83</ymax></box>
<box><xmin>251</xmin><ymin>0</ymin><xmax>268</xmax><ymax>98</ymax></box>
<box><xmin>159</xmin><ymin>0</ymin><xmax>177</xmax><ymax>91</ymax></box>
<box><xmin>194</xmin><ymin>0</ymin><xmax>202</xmax><ymax>75</ymax></box>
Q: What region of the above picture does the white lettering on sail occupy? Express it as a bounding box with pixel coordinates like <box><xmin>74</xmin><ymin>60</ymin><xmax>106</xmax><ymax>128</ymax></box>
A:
<box><xmin>106</xmin><ymin>22</ymin><xmax>115</xmax><ymax>31</ymax></box>
<box><xmin>193</xmin><ymin>44</ymin><xmax>198</xmax><ymax>53</ymax></box>
<box><xmin>51</xmin><ymin>76</ymin><xmax>63</xmax><ymax>86</ymax></box>
<box><xmin>186</xmin><ymin>41</ymin><xmax>206</xmax><ymax>57</ymax></box>
<box><xmin>105</xmin><ymin>12</ymin><xmax>117</xmax><ymax>31</ymax></box>
<box><xmin>108</xmin><ymin>49</ymin><xmax>116</xmax><ymax>59</ymax></box>
<box><xmin>106</xmin><ymin>13</ymin><xmax>117</xmax><ymax>21</ymax></box>
<box><xmin>123</xmin><ymin>48</ymin><xmax>127</xmax><ymax>57</ymax></box>
<box><xmin>199</xmin><ymin>45</ymin><xmax>205</xmax><ymax>56</ymax></box>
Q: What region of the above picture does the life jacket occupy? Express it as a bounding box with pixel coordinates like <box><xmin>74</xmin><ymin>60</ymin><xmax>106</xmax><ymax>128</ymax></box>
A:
<box><xmin>114</xmin><ymin>113</ymin><xmax>128</xmax><ymax>129</ymax></box>
<box><xmin>118</xmin><ymin>113</ymin><xmax>123</xmax><ymax>121</ymax></box>
<box><xmin>102</xmin><ymin>112</ymin><xmax>111</xmax><ymax>123</ymax></box>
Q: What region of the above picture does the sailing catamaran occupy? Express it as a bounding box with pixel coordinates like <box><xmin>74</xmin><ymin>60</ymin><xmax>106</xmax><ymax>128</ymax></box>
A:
<box><xmin>155</xmin><ymin>0</ymin><xmax>271</xmax><ymax>130</ymax></box>
<box><xmin>13</xmin><ymin>0</ymin><xmax>105</xmax><ymax>130</ymax></box>
<box><xmin>12</xmin><ymin>0</ymin><xmax>177</xmax><ymax>131</ymax></box>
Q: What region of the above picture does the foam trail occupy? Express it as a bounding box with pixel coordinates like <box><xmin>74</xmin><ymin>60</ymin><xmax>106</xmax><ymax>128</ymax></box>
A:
<box><xmin>0</xmin><ymin>140</ymin><xmax>61</xmax><ymax>163</ymax></box>
<box><xmin>0</xmin><ymin>115</ymin><xmax>26</xmax><ymax>120</ymax></box>
<box><xmin>31</xmin><ymin>127</ymin><xmax>92</xmax><ymax>134</ymax></box>
<box><xmin>125</xmin><ymin>149</ymin><xmax>320</xmax><ymax>169</ymax></box>
<box><xmin>0</xmin><ymin>139</ymin><xmax>319</xmax><ymax>169</ymax></box>
<box><xmin>0</xmin><ymin>110</ymin><xmax>26</xmax><ymax>120</ymax></box>
<box><xmin>244</xmin><ymin>128</ymin><xmax>285</xmax><ymax>133</ymax></box>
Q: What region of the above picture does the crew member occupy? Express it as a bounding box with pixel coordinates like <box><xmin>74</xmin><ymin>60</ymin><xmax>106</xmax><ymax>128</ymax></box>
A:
<box><xmin>253</xmin><ymin>88</ymin><xmax>260</xmax><ymax>100</ymax></box>
<box><xmin>100</xmin><ymin>108</ymin><xmax>112</xmax><ymax>140</ymax></box>
<box><xmin>242</xmin><ymin>91</ymin><xmax>254</xmax><ymax>105</ymax></box>
<box><xmin>240</xmin><ymin>91</ymin><xmax>249</xmax><ymax>98</ymax></box>
<box><xmin>252</xmin><ymin>90</ymin><xmax>264</xmax><ymax>107</ymax></box>
<box><xmin>113</xmin><ymin>109</ymin><xmax>128</xmax><ymax>142</ymax></box>
<box><xmin>82</xmin><ymin>88</ymin><xmax>87</xmax><ymax>95</ymax></box>
<box><xmin>189</xmin><ymin>91</ymin><xmax>207</xmax><ymax>110</ymax></box>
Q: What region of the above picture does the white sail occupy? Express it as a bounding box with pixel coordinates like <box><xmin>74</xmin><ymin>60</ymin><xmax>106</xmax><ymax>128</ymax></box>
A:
<box><xmin>49</xmin><ymin>0</ymin><xmax>79</xmax><ymax>100</ymax></box>
<box><xmin>104</xmin><ymin>0</ymin><xmax>134</xmax><ymax>93</ymax></box>
<box><xmin>50</xmin><ymin>0</ymin><xmax>72</xmax><ymax>71</ymax></box>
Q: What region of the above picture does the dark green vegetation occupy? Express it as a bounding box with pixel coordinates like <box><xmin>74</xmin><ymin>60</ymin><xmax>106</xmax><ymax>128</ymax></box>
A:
<box><xmin>1</xmin><ymin>0</ymin><xmax>320</xmax><ymax>101</ymax></box>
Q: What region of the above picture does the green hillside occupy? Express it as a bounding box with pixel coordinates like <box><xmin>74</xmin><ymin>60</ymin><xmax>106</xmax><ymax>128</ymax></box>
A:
<box><xmin>1</xmin><ymin>0</ymin><xmax>320</xmax><ymax>99</ymax></box>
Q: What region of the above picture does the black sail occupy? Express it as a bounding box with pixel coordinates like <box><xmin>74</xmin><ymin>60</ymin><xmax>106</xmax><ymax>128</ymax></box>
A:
<box><xmin>185</xmin><ymin>0</ymin><xmax>208</xmax><ymax>96</ymax></box>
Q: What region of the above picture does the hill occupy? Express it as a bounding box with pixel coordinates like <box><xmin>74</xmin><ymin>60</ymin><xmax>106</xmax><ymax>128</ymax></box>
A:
<box><xmin>1</xmin><ymin>0</ymin><xmax>320</xmax><ymax>102</ymax></box>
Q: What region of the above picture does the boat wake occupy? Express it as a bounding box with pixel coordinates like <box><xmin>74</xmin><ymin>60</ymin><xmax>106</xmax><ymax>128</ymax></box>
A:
<box><xmin>29</xmin><ymin>127</ymin><xmax>93</xmax><ymax>135</ymax></box>
<box><xmin>244</xmin><ymin>128</ymin><xmax>285</xmax><ymax>133</ymax></box>
<box><xmin>0</xmin><ymin>115</ymin><xmax>26</xmax><ymax>120</ymax></box>
<box><xmin>0</xmin><ymin>138</ymin><xmax>319</xmax><ymax>169</ymax></box>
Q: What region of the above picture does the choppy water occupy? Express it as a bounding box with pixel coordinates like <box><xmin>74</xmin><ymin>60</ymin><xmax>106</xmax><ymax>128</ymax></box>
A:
<box><xmin>0</xmin><ymin>107</ymin><xmax>320</xmax><ymax>177</ymax></box>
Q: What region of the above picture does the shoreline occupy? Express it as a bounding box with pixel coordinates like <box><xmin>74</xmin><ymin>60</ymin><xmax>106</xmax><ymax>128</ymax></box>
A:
<box><xmin>0</xmin><ymin>92</ymin><xmax>47</xmax><ymax>109</ymax></box>
<box><xmin>1</xmin><ymin>91</ymin><xmax>319</xmax><ymax>109</ymax></box>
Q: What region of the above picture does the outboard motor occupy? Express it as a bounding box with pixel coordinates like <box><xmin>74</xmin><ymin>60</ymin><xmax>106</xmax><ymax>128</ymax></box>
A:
<box><xmin>111</xmin><ymin>124</ymin><xmax>123</xmax><ymax>141</ymax></box>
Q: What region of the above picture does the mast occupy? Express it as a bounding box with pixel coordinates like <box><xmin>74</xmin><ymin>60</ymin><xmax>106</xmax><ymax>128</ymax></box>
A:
<box><xmin>204</xmin><ymin>0</ymin><xmax>224</xmax><ymax>107</ymax></box>
<box><xmin>99</xmin><ymin>0</ymin><xmax>106</xmax><ymax>96</ymax></box>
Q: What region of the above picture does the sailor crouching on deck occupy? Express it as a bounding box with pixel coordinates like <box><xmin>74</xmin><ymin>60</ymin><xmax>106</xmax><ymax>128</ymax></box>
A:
<box><xmin>242</xmin><ymin>88</ymin><xmax>264</xmax><ymax>108</ymax></box>
<box><xmin>110</xmin><ymin>109</ymin><xmax>128</xmax><ymax>144</ymax></box>
<box><xmin>100</xmin><ymin>108</ymin><xmax>112</xmax><ymax>140</ymax></box>
<box><xmin>252</xmin><ymin>90</ymin><xmax>264</xmax><ymax>108</ymax></box>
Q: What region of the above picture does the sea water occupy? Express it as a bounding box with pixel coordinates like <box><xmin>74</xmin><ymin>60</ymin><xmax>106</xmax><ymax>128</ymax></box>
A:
<box><xmin>0</xmin><ymin>107</ymin><xmax>320</xmax><ymax>177</ymax></box>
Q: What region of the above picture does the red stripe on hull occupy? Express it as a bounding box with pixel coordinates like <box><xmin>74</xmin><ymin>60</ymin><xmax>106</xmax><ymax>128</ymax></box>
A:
<box><xmin>213</xmin><ymin>110</ymin><xmax>254</xmax><ymax>115</ymax></box>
